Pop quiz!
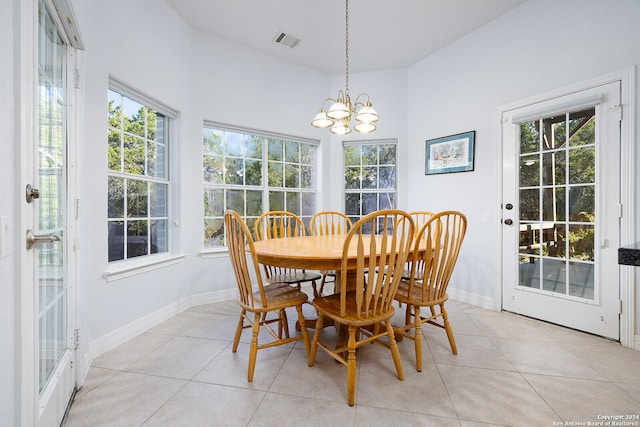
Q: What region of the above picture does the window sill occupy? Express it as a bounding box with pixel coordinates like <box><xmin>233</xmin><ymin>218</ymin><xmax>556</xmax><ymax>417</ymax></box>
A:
<box><xmin>104</xmin><ymin>253</ymin><xmax>186</xmax><ymax>283</ymax></box>
<box><xmin>200</xmin><ymin>248</ymin><xmax>229</xmax><ymax>259</ymax></box>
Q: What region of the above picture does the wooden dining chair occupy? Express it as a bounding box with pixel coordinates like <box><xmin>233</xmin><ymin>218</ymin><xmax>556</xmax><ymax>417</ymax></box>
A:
<box><xmin>224</xmin><ymin>210</ymin><xmax>311</xmax><ymax>382</ymax></box>
<box><xmin>309</xmin><ymin>211</ymin><xmax>353</xmax><ymax>296</ymax></box>
<box><xmin>393</xmin><ymin>210</ymin><xmax>467</xmax><ymax>372</ymax></box>
<box><xmin>308</xmin><ymin>209</ymin><xmax>415</xmax><ymax>406</ymax></box>
<box><xmin>403</xmin><ymin>211</ymin><xmax>435</xmax><ymax>278</ymax></box>
<box><xmin>254</xmin><ymin>211</ymin><xmax>322</xmax><ymax>297</ymax></box>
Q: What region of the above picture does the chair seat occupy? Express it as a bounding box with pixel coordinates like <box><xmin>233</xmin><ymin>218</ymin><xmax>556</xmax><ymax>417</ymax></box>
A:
<box><xmin>312</xmin><ymin>292</ymin><xmax>395</xmax><ymax>327</ymax></box>
<box><xmin>395</xmin><ymin>280</ymin><xmax>448</xmax><ymax>306</ymax></box>
<box><xmin>268</xmin><ymin>271</ymin><xmax>321</xmax><ymax>285</ymax></box>
<box><xmin>239</xmin><ymin>283</ymin><xmax>309</xmax><ymax>311</ymax></box>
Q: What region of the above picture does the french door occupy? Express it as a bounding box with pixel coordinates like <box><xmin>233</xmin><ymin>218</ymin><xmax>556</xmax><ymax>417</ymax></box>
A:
<box><xmin>22</xmin><ymin>0</ymin><xmax>79</xmax><ymax>424</ymax></box>
<box><xmin>501</xmin><ymin>82</ymin><xmax>621</xmax><ymax>340</ymax></box>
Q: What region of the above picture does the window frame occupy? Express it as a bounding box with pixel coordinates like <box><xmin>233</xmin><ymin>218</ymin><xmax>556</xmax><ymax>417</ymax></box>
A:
<box><xmin>203</xmin><ymin>121</ymin><xmax>319</xmax><ymax>251</ymax></box>
<box><xmin>106</xmin><ymin>77</ymin><xmax>178</xmax><ymax>268</ymax></box>
<box><xmin>343</xmin><ymin>139</ymin><xmax>398</xmax><ymax>223</ymax></box>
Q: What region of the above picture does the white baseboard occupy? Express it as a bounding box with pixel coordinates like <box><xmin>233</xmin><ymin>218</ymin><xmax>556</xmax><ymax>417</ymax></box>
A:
<box><xmin>635</xmin><ymin>334</ymin><xmax>640</xmax><ymax>351</ymax></box>
<box><xmin>77</xmin><ymin>288</ymin><xmax>238</xmax><ymax>387</ymax></box>
<box><xmin>447</xmin><ymin>287</ymin><xmax>496</xmax><ymax>311</ymax></box>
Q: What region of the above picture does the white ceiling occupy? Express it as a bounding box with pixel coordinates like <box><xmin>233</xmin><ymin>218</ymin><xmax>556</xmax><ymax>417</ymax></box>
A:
<box><xmin>165</xmin><ymin>0</ymin><xmax>527</xmax><ymax>75</ymax></box>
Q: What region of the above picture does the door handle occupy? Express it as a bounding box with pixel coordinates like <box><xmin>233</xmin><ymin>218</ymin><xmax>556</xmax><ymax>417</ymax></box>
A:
<box><xmin>26</xmin><ymin>184</ymin><xmax>40</xmax><ymax>203</ymax></box>
<box><xmin>503</xmin><ymin>219</ymin><xmax>513</xmax><ymax>225</ymax></box>
<box><xmin>26</xmin><ymin>229</ymin><xmax>61</xmax><ymax>250</ymax></box>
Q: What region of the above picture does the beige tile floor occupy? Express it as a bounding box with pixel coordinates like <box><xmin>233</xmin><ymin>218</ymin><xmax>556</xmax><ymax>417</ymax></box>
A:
<box><xmin>64</xmin><ymin>294</ymin><xmax>640</xmax><ymax>427</ymax></box>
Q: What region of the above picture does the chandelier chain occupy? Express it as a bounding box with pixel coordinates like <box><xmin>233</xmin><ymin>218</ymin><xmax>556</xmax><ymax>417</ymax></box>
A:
<box><xmin>345</xmin><ymin>0</ymin><xmax>349</xmax><ymax>96</ymax></box>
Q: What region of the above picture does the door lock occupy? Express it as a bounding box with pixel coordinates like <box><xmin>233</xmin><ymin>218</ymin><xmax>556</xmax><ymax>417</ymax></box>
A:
<box><xmin>26</xmin><ymin>184</ymin><xmax>40</xmax><ymax>203</ymax></box>
<box><xmin>504</xmin><ymin>219</ymin><xmax>514</xmax><ymax>225</ymax></box>
<box><xmin>26</xmin><ymin>229</ymin><xmax>61</xmax><ymax>250</ymax></box>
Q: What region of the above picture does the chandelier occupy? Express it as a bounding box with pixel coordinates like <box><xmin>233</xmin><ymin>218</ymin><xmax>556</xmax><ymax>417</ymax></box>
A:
<box><xmin>310</xmin><ymin>0</ymin><xmax>379</xmax><ymax>135</ymax></box>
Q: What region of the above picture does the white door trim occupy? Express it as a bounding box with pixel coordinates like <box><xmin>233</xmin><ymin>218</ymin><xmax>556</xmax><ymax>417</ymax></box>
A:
<box><xmin>496</xmin><ymin>67</ymin><xmax>635</xmax><ymax>348</ymax></box>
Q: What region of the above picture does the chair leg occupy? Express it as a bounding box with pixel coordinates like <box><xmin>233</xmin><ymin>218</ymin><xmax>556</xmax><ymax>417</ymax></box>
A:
<box><xmin>308</xmin><ymin>315</ymin><xmax>324</xmax><ymax>367</ymax></box>
<box><xmin>280</xmin><ymin>309</ymin><xmax>290</xmax><ymax>339</ymax></box>
<box><xmin>441</xmin><ymin>303</ymin><xmax>458</xmax><ymax>354</ymax></box>
<box><xmin>247</xmin><ymin>312</ymin><xmax>261</xmax><ymax>382</ymax></box>
<box><xmin>318</xmin><ymin>275</ymin><xmax>327</xmax><ymax>296</ymax></box>
<box><xmin>347</xmin><ymin>327</ymin><xmax>357</xmax><ymax>406</ymax></box>
<box><xmin>295</xmin><ymin>304</ymin><xmax>311</xmax><ymax>357</ymax></box>
<box><xmin>232</xmin><ymin>310</ymin><xmax>245</xmax><ymax>353</ymax></box>
<box><xmin>386</xmin><ymin>321</ymin><xmax>404</xmax><ymax>381</ymax></box>
<box><xmin>414</xmin><ymin>306</ymin><xmax>423</xmax><ymax>372</ymax></box>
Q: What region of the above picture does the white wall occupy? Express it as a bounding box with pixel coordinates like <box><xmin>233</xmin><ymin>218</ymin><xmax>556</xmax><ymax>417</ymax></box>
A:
<box><xmin>406</xmin><ymin>0</ymin><xmax>640</xmax><ymax>310</ymax></box>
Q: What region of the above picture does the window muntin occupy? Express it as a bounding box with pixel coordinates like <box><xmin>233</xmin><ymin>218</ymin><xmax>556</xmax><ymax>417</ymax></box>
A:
<box><xmin>203</xmin><ymin>125</ymin><xmax>317</xmax><ymax>249</ymax></box>
<box><xmin>344</xmin><ymin>141</ymin><xmax>397</xmax><ymax>223</ymax></box>
<box><xmin>107</xmin><ymin>87</ymin><xmax>172</xmax><ymax>262</ymax></box>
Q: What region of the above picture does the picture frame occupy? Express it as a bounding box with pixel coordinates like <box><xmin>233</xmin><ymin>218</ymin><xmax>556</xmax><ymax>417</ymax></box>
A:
<box><xmin>425</xmin><ymin>131</ymin><xmax>475</xmax><ymax>175</ymax></box>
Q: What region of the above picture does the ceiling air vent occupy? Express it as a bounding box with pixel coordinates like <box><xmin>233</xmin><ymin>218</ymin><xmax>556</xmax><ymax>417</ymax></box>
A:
<box><xmin>273</xmin><ymin>31</ymin><xmax>300</xmax><ymax>48</ymax></box>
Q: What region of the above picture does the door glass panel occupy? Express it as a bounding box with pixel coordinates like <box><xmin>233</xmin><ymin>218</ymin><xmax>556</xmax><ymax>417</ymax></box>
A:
<box><xmin>517</xmin><ymin>108</ymin><xmax>596</xmax><ymax>300</ymax></box>
<box><xmin>37</xmin><ymin>0</ymin><xmax>67</xmax><ymax>394</ymax></box>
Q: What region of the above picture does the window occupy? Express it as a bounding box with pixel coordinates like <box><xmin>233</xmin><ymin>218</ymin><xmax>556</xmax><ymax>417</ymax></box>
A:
<box><xmin>344</xmin><ymin>141</ymin><xmax>397</xmax><ymax>223</ymax></box>
<box><xmin>203</xmin><ymin>124</ymin><xmax>317</xmax><ymax>249</ymax></box>
<box><xmin>107</xmin><ymin>82</ymin><xmax>174</xmax><ymax>262</ymax></box>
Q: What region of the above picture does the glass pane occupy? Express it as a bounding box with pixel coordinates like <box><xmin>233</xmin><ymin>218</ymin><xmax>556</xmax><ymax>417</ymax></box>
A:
<box><xmin>519</xmin><ymin>188</ymin><xmax>539</xmax><ymax>221</ymax></box>
<box><xmin>268</xmin><ymin>162</ymin><xmax>283</xmax><ymax>187</ymax></box>
<box><xmin>551</xmin><ymin>116</ymin><xmax>566</xmax><ymax>149</ymax></box>
<box><xmin>286</xmin><ymin>192</ymin><xmax>300</xmax><ymax>215</ymax></box>
<box><xmin>246</xmin><ymin>135</ymin><xmax>263</xmax><ymax>158</ymax></box>
<box><xmin>204</xmin><ymin>218</ymin><xmax>224</xmax><ymax>248</ymax></box>
<box><xmin>225</xmin><ymin>158</ymin><xmax>243</xmax><ymax>185</ymax></box>
<box><xmin>300</xmin><ymin>143</ymin><xmax>314</xmax><ymax>165</ymax></box>
<box><xmin>542</xmin><ymin>187</ymin><xmax>564</xmax><ymax>222</ymax></box>
<box><xmin>362</xmin><ymin>167</ymin><xmax>377</xmax><ymax>189</ymax></box>
<box><xmin>569</xmin><ymin>109</ymin><xmax>595</xmax><ymax>147</ymax></box>
<box><xmin>542</xmin><ymin>151</ymin><xmax>565</xmax><ymax>185</ymax></box>
<box><xmin>379</xmin><ymin>166</ymin><xmax>395</xmax><ymax>189</ymax></box>
<box><xmin>379</xmin><ymin>144</ymin><xmax>396</xmax><ymax>164</ymax></box>
<box><xmin>301</xmin><ymin>192</ymin><xmax>315</xmax><ymax>216</ymax></box>
<box><xmin>245</xmin><ymin>159</ymin><xmax>262</xmax><ymax>186</ymax></box>
<box><xmin>284</xmin><ymin>164</ymin><xmax>299</xmax><ymax>187</ymax></box>
<box><xmin>225</xmin><ymin>132</ymin><xmax>244</xmax><ymax>156</ymax></box>
<box><xmin>108</xmin><ymin>130</ymin><xmax>121</xmax><ymax>171</ymax></box>
<box><xmin>108</xmin><ymin>176</ymin><xmax>124</xmax><ymax>218</ymax></box>
<box><xmin>108</xmin><ymin>221</ymin><xmax>125</xmax><ymax>261</ymax></box>
<box><xmin>519</xmin><ymin>154</ymin><xmax>538</xmax><ymax>187</ymax></box>
<box><xmin>546</xmin><ymin>223</ymin><xmax>566</xmax><ymax>258</ymax></box>
<box><xmin>519</xmin><ymin>223</ymin><xmax>540</xmax><ymax>256</ymax></box>
<box><xmin>268</xmin><ymin>139</ymin><xmax>283</xmax><ymax>161</ymax></box>
<box><xmin>127</xmin><ymin>180</ymin><xmax>148</xmax><ymax>218</ymax></box>
<box><xmin>569</xmin><ymin>224</ymin><xmax>594</xmax><ymax>261</ymax></box>
<box><xmin>285</xmin><ymin>141</ymin><xmax>299</xmax><ymax>163</ymax></box>
<box><xmin>568</xmin><ymin>261</ymin><xmax>594</xmax><ymax>299</ymax></box>
<box><xmin>150</xmin><ymin>219</ymin><xmax>167</xmax><ymax>253</ymax></box>
<box><xmin>123</xmin><ymin>135</ymin><xmax>145</xmax><ymax>175</ymax></box>
<box><xmin>519</xmin><ymin>256</ymin><xmax>539</xmax><ymax>288</ymax></box>
<box><xmin>569</xmin><ymin>186</ymin><xmax>595</xmax><ymax>221</ymax></box>
<box><xmin>150</xmin><ymin>183</ymin><xmax>167</xmax><ymax>217</ymax></box>
<box><xmin>227</xmin><ymin>189</ymin><xmax>244</xmax><ymax>213</ymax></box>
<box><xmin>127</xmin><ymin>220</ymin><xmax>148</xmax><ymax>258</ymax></box>
<box><xmin>203</xmin><ymin>189</ymin><xmax>224</xmax><ymax>216</ymax></box>
<box><xmin>520</xmin><ymin>121</ymin><xmax>540</xmax><ymax>154</ymax></box>
<box><xmin>122</xmin><ymin>97</ymin><xmax>145</xmax><ymax>138</ymax></box>
<box><xmin>150</xmin><ymin>112</ymin><xmax>165</xmax><ymax>144</ymax></box>
<box><xmin>269</xmin><ymin>191</ymin><xmax>284</xmax><ymax>211</ymax></box>
<box><xmin>345</xmin><ymin>193</ymin><xmax>360</xmax><ymax>216</ymax></box>
<box><xmin>203</xmin><ymin>128</ymin><xmax>223</xmax><ymax>155</ymax></box>
<box><xmin>246</xmin><ymin>190</ymin><xmax>262</xmax><ymax>216</ymax></box>
<box><xmin>345</xmin><ymin>166</ymin><xmax>360</xmax><ymax>189</ymax></box>
<box><xmin>569</xmin><ymin>146</ymin><xmax>595</xmax><ymax>184</ymax></box>
<box><xmin>362</xmin><ymin>193</ymin><xmax>377</xmax><ymax>215</ymax></box>
<box><xmin>301</xmin><ymin>165</ymin><xmax>313</xmax><ymax>188</ymax></box>
<box><xmin>542</xmin><ymin>258</ymin><xmax>566</xmax><ymax>293</ymax></box>
<box><xmin>362</xmin><ymin>146</ymin><xmax>377</xmax><ymax>165</ymax></box>
<box><xmin>379</xmin><ymin>192</ymin><xmax>395</xmax><ymax>210</ymax></box>
<box><xmin>203</xmin><ymin>155</ymin><xmax>223</xmax><ymax>184</ymax></box>
<box><xmin>147</xmin><ymin>141</ymin><xmax>166</xmax><ymax>179</ymax></box>
<box><xmin>344</xmin><ymin>145</ymin><xmax>361</xmax><ymax>166</ymax></box>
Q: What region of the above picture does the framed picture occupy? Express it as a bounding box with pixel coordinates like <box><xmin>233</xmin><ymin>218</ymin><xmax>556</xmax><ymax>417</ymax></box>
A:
<box><xmin>425</xmin><ymin>131</ymin><xmax>475</xmax><ymax>175</ymax></box>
